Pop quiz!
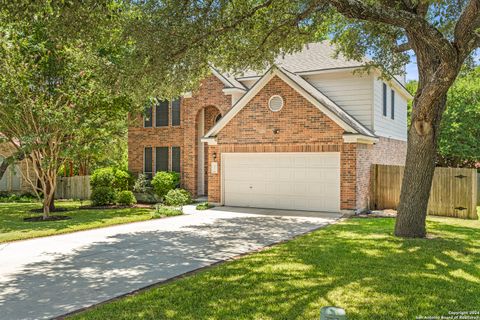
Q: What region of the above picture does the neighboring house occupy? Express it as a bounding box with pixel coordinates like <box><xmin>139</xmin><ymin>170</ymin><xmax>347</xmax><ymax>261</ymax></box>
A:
<box><xmin>128</xmin><ymin>42</ymin><xmax>411</xmax><ymax>213</ymax></box>
<box><xmin>0</xmin><ymin>141</ymin><xmax>35</xmax><ymax>193</ymax></box>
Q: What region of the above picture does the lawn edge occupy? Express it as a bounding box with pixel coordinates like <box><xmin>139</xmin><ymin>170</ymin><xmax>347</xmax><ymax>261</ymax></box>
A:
<box><xmin>0</xmin><ymin>209</ymin><xmax>180</xmax><ymax>245</ymax></box>
<box><xmin>56</xmin><ymin>215</ymin><xmax>348</xmax><ymax>319</ymax></box>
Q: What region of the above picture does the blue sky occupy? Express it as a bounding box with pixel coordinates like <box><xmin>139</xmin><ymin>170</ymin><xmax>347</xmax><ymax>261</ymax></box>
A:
<box><xmin>406</xmin><ymin>58</ymin><xmax>418</xmax><ymax>82</ymax></box>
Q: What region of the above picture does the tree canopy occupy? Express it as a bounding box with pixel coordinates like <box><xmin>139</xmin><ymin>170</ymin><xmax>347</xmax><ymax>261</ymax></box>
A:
<box><xmin>0</xmin><ymin>1</ymin><xmax>134</xmax><ymax>216</ymax></box>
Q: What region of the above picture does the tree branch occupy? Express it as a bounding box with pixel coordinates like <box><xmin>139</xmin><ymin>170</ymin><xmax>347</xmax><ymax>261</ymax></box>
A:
<box><xmin>328</xmin><ymin>0</ymin><xmax>456</xmax><ymax>62</ymax></box>
<box><xmin>395</xmin><ymin>42</ymin><xmax>412</xmax><ymax>52</ymax></box>
<box><xmin>453</xmin><ymin>0</ymin><xmax>480</xmax><ymax>59</ymax></box>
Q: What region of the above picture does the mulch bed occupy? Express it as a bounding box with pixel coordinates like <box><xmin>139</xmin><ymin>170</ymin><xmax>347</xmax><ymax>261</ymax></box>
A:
<box><xmin>24</xmin><ymin>215</ymin><xmax>72</xmax><ymax>222</ymax></box>
<box><xmin>29</xmin><ymin>207</ymin><xmax>71</xmax><ymax>213</ymax></box>
<box><xmin>79</xmin><ymin>204</ymin><xmax>153</xmax><ymax>210</ymax></box>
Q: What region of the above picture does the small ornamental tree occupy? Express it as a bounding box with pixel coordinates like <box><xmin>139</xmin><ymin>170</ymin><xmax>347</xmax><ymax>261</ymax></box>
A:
<box><xmin>0</xmin><ymin>3</ymin><xmax>133</xmax><ymax>218</ymax></box>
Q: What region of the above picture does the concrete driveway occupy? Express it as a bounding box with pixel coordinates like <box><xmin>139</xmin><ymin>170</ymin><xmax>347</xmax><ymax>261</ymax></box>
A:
<box><xmin>0</xmin><ymin>206</ymin><xmax>341</xmax><ymax>320</ymax></box>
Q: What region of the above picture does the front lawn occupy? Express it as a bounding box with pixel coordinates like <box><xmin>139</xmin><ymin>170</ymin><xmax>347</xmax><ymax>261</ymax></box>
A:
<box><xmin>70</xmin><ymin>216</ymin><xmax>480</xmax><ymax>320</ymax></box>
<box><xmin>0</xmin><ymin>201</ymin><xmax>175</xmax><ymax>243</ymax></box>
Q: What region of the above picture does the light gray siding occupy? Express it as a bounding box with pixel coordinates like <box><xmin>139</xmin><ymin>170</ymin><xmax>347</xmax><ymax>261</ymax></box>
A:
<box><xmin>373</xmin><ymin>79</ymin><xmax>408</xmax><ymax>141</ymax></box>
<box><xmin>304</xmin><ymin>71</ymin><xmax>374</xmax><ymax>130</ymax></box>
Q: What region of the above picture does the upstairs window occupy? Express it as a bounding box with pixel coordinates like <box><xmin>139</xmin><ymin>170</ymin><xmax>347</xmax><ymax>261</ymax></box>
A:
<box><xmin>382</xmin><ymin>83</ymin><xmax>387</xmax><ymax>117</ymax></box>
<box><xmin>391</xmin><ymin>89</ymin><xmax>395</xmax><ymax>120</ymax></box>
<box><xmin>171</xmin><ymin>99</ymin><xmax>181</xmax><ymax>126</ymax></box>
<box><xmin>155</xmin><ymin>147</ymin><xmax>169</xmax><ymax>172</ymax></box>
<box><xmin>155</xmin><ymin>100</ymin><xmax>169</xmax><ymax>127</ymax></box>
<box><xmin>144</xmin><ymin>106</ymin><xmax>153</xmax><ymax>127</ymax></box>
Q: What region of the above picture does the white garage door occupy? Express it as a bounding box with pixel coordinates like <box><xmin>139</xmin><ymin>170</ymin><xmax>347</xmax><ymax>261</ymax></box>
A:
<box><xmin>223</xmin><ymin>153</ymin><xmax>340</xmax><ymax>212</ymax></box>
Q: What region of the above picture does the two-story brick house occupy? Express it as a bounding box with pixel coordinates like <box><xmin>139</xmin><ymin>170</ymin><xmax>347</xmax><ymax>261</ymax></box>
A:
<box><xmin>128</xmin><ymin>42</ymin><xmax>412</xmax><ymax>213</ymax></box>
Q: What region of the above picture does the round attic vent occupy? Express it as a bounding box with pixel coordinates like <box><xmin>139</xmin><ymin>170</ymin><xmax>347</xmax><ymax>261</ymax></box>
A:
<box><xmin>268</xmin><ymin>95</ymin><xmax>284</xmax><ymax>112</ymax></box>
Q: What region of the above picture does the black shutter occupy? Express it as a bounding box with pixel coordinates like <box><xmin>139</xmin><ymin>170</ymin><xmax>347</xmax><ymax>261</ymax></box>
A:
<box><xmin>155</xmin><ymin>147</ymin><xmax>169</xmax><ymax>172</ymax></box>
<box><xmin>144</xmin><ymin>147</ymin><xmax>153</xmax><ymax>179</ymax></box>
<box><xmin>171</xmin><ymin>99</ymin><xmax>181</xmax><ymax>126</ymax></box>
<box><xmin>391</xmin><ymin>90</ymin><xmax>395</xmax><ymax>120</ymax></box>
<box><xmin>155</xmin><ymin>100</ymin><xmax>169</xmax><ymax>127</ymax></box>
<box><xmin>144</xmin><ymin>107</ymin><xmax>153</xmax><ymax>127</ymax></box>
<box><xmin>382</xmin><ymin>83</ymin><xmax>387</xmax><ymax>116</ymax></box>
<box><xmin>171</xmin><ymin>147</ymin><xmax>181</xmax><ymax>173</ymax></box>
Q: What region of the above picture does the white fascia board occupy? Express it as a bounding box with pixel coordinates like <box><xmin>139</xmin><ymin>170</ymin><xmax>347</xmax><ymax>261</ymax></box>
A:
<box><xmin>222</xmin><ymin>87</ymin><xmax>246</xmax><ymax>95</ymax></box>
<box><xmin>200</xmin><ymin>137</ymin><xmax>218</xmax><ymax>145</ymax></box>
<box><xmin>210</xmin><ymin>67</ymin><xmax>233</xmax><ymax>88</ymax></box>
<box><xmin>296</xmin><ymin>66</ymin><xmax>363</xmax><ymax>76</ymax></box>
<box><xmin>343</xmin><ymin>134</ymin><xmax>379</xmax><ymax>144</ymax></box>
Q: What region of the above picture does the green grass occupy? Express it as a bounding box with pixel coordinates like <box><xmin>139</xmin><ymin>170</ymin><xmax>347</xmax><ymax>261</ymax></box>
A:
<box><xmin>0</xmin><ymin>201</ymin><xmax>168</xmax><ymax>243</ymax></box>
<box><xmin>70</xmin><ymin>216</ymin><xmax>480</xmax><ymax>320</ymax></box>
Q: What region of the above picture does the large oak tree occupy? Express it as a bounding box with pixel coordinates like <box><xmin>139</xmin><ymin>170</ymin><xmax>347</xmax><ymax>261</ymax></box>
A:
<box><xmin>125</xmin><ymin>0</ymin><xmax>480</xmax><ymax>238</ymax></box>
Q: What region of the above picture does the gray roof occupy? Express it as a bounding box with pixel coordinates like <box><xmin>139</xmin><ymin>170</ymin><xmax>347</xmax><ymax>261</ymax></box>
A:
<box><xmin>234</xmin><ymin>42</ymin><xmax>364</xmax><ymax>79</ymax></box>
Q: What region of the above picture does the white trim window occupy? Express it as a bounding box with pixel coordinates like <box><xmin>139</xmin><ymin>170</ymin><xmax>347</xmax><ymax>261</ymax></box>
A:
<box><xmin>268</xmin><ymin>95</ymin><xmax>284</xmax><ymax>112</ymax></box>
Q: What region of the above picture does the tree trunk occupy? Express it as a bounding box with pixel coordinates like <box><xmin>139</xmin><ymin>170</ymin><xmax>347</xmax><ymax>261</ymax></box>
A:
<box><xmin>42</xmin><ymin>178</ymin><xmax>56</xmax><ymax>219</ymax></box>
<box><xmin>42</xmin><ymin>197</ymin><xmax>51</xmax><ymax>219</ymax></box>
<box><xmin>394</xmin><ymin>95</ymin><xmax>447</xmax><ymax>238</ymax></box>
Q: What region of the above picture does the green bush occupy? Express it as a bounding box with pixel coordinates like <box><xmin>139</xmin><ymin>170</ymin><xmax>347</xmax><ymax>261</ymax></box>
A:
<box><xmin>152</xmin><ymin>204</ymin><xmax>183</xmax><ymax>218</ymax></box>
<box><xmin>90</xmin><ymin>167</ymin><xmax>133</xmax><ymax>191</ymax></box>
<box><xmin>151</xmin><ymin>171</ymin><xmax>180</xmax><ymax>197</ymax></box>
<box><xmin>116</xmin><ymin>190</ymin><xmax>137</xmax><ymax>206</ymax></box>
<box><xmin>133</xmin><ymin>173</ymin><xmax>149</xmax><ymax>193</ymax></box>
<box><xmin>0</xmin><ymin>193</ymin><xmax>38</xmax><ymax>203</ymax></box>
<box><xmin>90</xmin><ymin>186</ymin><xmax>116</xmax><ymax>206</ymax></box>
<box><xmin>196</xmin><ymin>202</ymin><xmax>213</xmax><ymax>210</ymax></box>
<box><xmin>164</xmin><ymin>188</ymin><xmax>192</xmax><ymax>206</ymax></box>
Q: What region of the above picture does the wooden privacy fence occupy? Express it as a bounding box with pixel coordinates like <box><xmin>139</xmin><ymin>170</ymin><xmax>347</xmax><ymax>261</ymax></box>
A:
<box><xmin>55</xmin><ymin>176</ymin><xmax>91</xmax><ymax>200</ymax></box>
<box><xmin>370</xmin><ymin>165</ymin><xmax>478</xmax><ymax>219</ymax></box>
<box><xmin>477</xmin><ymin>173</ymin><xmax>480</xmax><ymax>206</ymax></box>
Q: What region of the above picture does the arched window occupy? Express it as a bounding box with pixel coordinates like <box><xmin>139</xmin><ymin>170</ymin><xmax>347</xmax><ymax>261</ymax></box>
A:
<box><xmin>215</xmin><ymin>114</ymin><xmax>222</xmax><ymax>123</ymax></box>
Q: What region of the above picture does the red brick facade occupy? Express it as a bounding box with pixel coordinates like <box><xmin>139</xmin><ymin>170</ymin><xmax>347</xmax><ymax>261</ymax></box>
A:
<box><xmin>128</xmin><ymin>75</ymin><xmax>230</xmax><ymax>196</ymax></box>
<box><xmin>128</xmin><ymin>72</ymin><xmax>407</xmax><ymax>212</ymax></box>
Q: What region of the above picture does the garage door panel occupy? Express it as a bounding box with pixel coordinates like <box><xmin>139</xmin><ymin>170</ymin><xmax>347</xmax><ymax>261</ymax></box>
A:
<box><xmin>223</xmin><ymin>153</ymin><xmax>340</xmax><ymax>212</ymax></box>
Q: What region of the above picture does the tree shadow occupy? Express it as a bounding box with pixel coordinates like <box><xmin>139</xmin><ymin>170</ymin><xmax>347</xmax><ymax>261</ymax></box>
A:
<box><xmin>0</xmin><ymin>213</ymin><xmax>330</xmax><ymax>320</ymax></box>
<box><xmin>69</xmin><ymin>218</ymin><xmax>480</xmax><ymax>320</ymax></box>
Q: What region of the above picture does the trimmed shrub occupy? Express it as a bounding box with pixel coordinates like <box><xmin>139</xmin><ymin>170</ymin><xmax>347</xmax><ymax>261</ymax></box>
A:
<box><xmin>151</xmin><ymin>171</ymin><xmax>180</xmax><ymax>198</ymax></box>
<box><xmin>196</xmin><ymin>202</ymin><xmax>213</xmax><ymax>210</ymax></box>
<box><xmin>90</xmin><ymin>168</ymin><xmax>115</xmax><ymax>189</ymax></box>
<box><xmin>90</xmin><ymin>167</ymin><xmax>133</xmax><ymax>191</ymax></box>
<box><xmin>164</xmin><ymin>188</ymin><xmax>192</xmax><ymax>206</ymax></box>
<box><xmin>152</xmin><ymin>204</ymin><xmax>183</xmax><ymax>218</ymax></box>
<box><xmin>90</xmin><ymin>186</ymin><xmax>116</xmax><ymax>206</ymax></box>
<box><xmin>116</xmin><ymin>190</ymin><xmax>137</xmax><ymax>206</ymax></box>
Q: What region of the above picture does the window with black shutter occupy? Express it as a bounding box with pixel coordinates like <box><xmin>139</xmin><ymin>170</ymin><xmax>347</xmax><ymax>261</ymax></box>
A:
<box><xmin>155</xmin><ymin>100</ymin><xmax>169</xmax><ymax>127</ymax></box>
<box><xmin>171</xmin><ymin>99</ymin><xmax>181</xmax><ymax>126</ymax></box>
<box><xmin>171</xmin><ymin>147</ymin><xmax>181</xmax><ymax>173</ymax></box>
<box><xmin>155</xmin><ymin>147</ymin><xmax>169</xmax><ymax>172</ymax></box>
<box><xmin>144</xmin><ymin>107</ymin><xmax>153</xmax><ymax>127</ymax></box>
<box><xmin>382</xmin><ymin>83</ymin><xmax>387</xmax><ymax>116</ymax></box>
<box><xmin>391</xmin><ymin>90</ymin><xmax>395</xmax><ymax>120</ymax></box>
<box><xmin>144</xmin><ymin>147</ymin><xmax>153</xmax><ymax>179</ymax></box>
